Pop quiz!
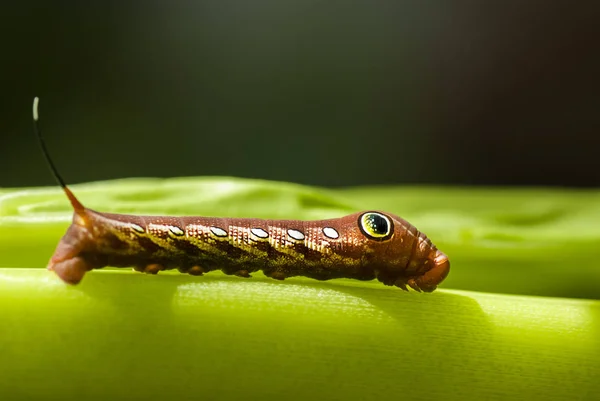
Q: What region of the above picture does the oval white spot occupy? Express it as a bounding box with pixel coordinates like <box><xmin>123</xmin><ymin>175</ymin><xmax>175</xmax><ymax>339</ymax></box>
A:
<box><xmin>130</xmin><ymin>224</ymin><xmax>145</xmax><ymax>233</ymax></box>
<box><xmin>323</xmin><ymin>227</ymin><xmax>339</xmax><ymax>239</ymax></box>
<box><xmin>251</xmin><ymin>228</ymin><xmax>269</xmax><ymax>239</ymax></box>
<box><xmin>287</xmin><ymin>229</ymin><xmax>305</xmax><ymax>241</ymax></box>
<box><xmin>169</xmin><ymin>226</ymin><xmax>185</xmax><ymax>236</ymax></box>
<box><xmin>210</xmin><ymin>226</ymin><xmax>228</xmax><ymax>237</ymax></box>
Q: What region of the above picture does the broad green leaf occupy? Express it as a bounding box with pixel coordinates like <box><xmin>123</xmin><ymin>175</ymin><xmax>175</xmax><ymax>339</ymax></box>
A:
<box><xmin>0</xmin><ymin>178</ymin><xmax>599</xmax><ymax>401</ymax></box>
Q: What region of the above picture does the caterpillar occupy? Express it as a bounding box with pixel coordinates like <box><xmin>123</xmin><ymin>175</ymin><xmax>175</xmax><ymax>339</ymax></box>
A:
<box><xmin>33</xmin><ymin>97</ymin><xmax>450</xmax><ymax>292</ymax></box>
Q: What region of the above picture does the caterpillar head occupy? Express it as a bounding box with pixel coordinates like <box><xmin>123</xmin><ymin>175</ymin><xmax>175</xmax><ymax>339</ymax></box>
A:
<box><xmin>355</xmin><ymin>211</ymin><xmax>450</xmax><ymax>292</ymax></box>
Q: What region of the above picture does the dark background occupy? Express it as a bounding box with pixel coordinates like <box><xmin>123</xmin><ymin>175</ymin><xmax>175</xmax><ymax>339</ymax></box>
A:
<box><xmin>1</xmin><ymin>1</ymin><xmax>598</xmax><ymax>189</ymax></box>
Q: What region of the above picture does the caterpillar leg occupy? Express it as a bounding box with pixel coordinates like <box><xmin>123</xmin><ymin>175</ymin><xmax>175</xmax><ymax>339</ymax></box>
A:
<box><xmin>394</xmin><ymin>277</ymin><xmax>436</xmax><ymax>293</ymax></box>
<box><xmin>47</xmin><ymin>239</ymin><xmax>96</xmax><ymax>284</ymax></box>
<box><xmin>134</xmin><ymin>263</ymin><xmax>165</xmax><ymax>275</ymax></box>
<box><xmin>265</xmin><ymin>271</ymin><xmax>287</xmax><ymax>281</ymax></box>
<box><xmin>234</xmin><ymin>269</ymin><xmax>251</xmax><ymax>278</ymax></box>
<box><xmin>176</xmin><ymin>265</ymin><xmax>206</xmax><ymax>276</ymax></box>
<box><xmin>188</xmin><ymin>265</ymin><xmax>206</xmax><ymax>276</ymax></box>
<box><xmin>219</xmin><ymin>266</ymin><xmax>253</xmax><ymax>278</ymax></box>
<box><xmin>376</xmin><ymin>271</ymin><xmax>397</xmax><ymax>286</ymax></box>
<box><xmin>407</xmin><ymin>279</ymin><xmax>422</xmax><ymax>292</ymax></box>
<box><xmin>48</xmin><ymin>255</ymin><xmax>94</xmax><ymax>285</ymax></box>
<box><xmin>394</xmin><ymin>279</ymin><xmax>409</xmax><ymax>292</ymax></box>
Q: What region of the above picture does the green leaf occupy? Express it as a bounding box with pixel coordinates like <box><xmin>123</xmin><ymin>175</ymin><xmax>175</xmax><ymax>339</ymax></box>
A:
<box><xmin>0</xmin><ymin>178</ymin><xmax>599</xmax><ymax>401</ymax></box>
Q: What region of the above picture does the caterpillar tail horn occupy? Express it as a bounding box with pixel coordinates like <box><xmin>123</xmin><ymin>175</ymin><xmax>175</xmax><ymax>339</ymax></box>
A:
<box><xmin>32</xmin><ymin>97</ymin><xmax>85</xmax><ymax>214</ymax></box>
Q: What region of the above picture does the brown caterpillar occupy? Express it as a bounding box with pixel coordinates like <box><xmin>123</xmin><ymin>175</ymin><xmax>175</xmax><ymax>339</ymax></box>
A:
<box><xmin>33</xmin><ymin>97</ymin><xmax>450</xmax><ymax>292</ymax></box>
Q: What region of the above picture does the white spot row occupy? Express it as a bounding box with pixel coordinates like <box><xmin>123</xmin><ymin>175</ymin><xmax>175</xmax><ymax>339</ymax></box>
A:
<box><xmin>131</xmin><ymin>223</ymin><xmax>186</xmax><ymax>237</ymax></box>
<box><xmin>131</xmin><ymin>223</ymin><xmax>340</xmax><ymax>241</ymax></box>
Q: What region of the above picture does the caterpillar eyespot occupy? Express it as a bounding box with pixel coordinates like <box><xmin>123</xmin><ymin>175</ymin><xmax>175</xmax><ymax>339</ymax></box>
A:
<box><xmin>359</xmin><ymin>212</ymin><xmax>393</xmax><ymax>240</ymax></box>
<box><xmin>32</xmin><ymin>97</ymin><xmax>450</xmax><ymax>293</ymax></box>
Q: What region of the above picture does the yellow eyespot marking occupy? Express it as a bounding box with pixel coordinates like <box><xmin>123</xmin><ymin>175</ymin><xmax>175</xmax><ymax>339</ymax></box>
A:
<box><xmin>359</xmin><ymin>212</ymin><xmax>392</xmax><ymax>240</ymax></box>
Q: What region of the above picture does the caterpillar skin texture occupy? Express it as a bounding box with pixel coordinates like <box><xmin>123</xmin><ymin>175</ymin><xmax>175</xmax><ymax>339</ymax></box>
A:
<box><xmin>48</xmin><ymin>204</ymin><xmax>450</xmax><ymax>292</ymax></box>
<box><xmin>32</xmin><ymin>96</ymin><xmax>449</xmax><ymax>292</ymax></box>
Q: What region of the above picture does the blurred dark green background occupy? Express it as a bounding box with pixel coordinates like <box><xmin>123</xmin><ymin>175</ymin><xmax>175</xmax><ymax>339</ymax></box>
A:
<box><xmin>1</xmin><ymin>1</ymin><xmax>598</xmax><ymax>189</ymax></box>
